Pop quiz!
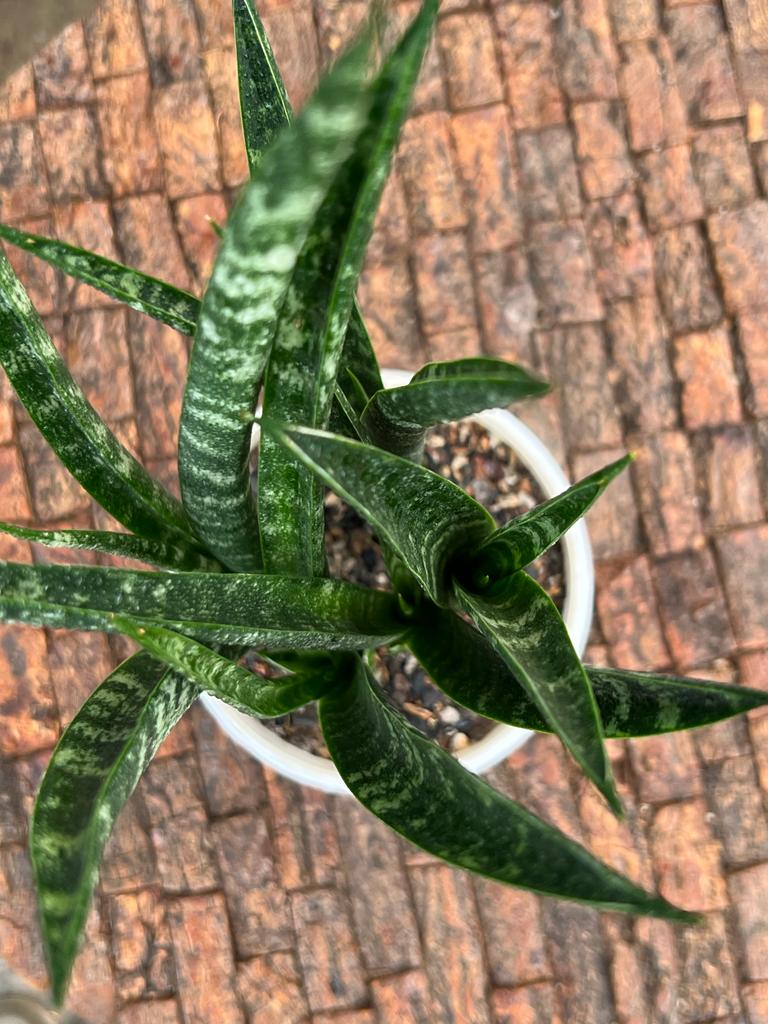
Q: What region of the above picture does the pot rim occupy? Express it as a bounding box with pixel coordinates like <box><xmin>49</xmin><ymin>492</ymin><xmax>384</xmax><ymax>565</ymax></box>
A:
<box><xmin>200</xmin><ymin>367</ymin><xmax>595</xmax><ymax>794</ymax></box>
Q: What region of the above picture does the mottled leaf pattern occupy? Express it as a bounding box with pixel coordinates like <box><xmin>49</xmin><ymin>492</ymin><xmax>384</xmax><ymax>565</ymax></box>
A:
<box><xmin>407</xmin><ymin>603</ymin><xmax>768</xmax><ymax>735</ymax></box>
<box><xmin>262</xmin><ymin>421</ymin><xmax>495</xmax><ymax>604</ymax></box>
<box><xmin>362</xmin><ymin>357</ymin><xmax>550</xmax><ymax>459</ymax></box>
<box><xmin>320</xmin><ymin>659</ymin><xmax>693</xmax><ymax>920</ymax></box>
<box><xmin>31</xmin><ymin>653</ymin><xmax>196</xmax><ymax>1005</ymax></box>
<box><xmin>179</xmin><ymin>30</ymin><xmax>375</xmax><ymax>572</ymax></box>
<box><xmin>457</xmin><ymin>574</ymin><xmax>620</xmax><ymax>814</ymax></box>
<box><xmin>0</xmin><ymin>222</ymin><xmax>199</xmax><ymax>334</ymax></box>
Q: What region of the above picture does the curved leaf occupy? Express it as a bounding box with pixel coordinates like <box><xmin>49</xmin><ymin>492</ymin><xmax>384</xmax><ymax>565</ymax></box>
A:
<box><xmin>362</xmin><ymin>357</ymin><xmax>550</xmax><ymax>459</ymax></box>
<box><xmin>261</xmin><ymin>420</ymin><xmax>495</xmax><ymax>604</ymax></box>
<box><xmin>456</xmin><ymin>573</ymin><xmax>620</xmax><ymax>815</ymax></box>
<box><xmin>0</xmin><ymin>251</ymin><xmax>199</xmax><ymax>549</ymax></box>
<box><xmin>407</xmin><ymin>603</ymin><xmax>768</xmax><ymax>735</ymax></box>
<box><xmin>319</xmin><ymin>658</ymin><xmax>694</xmax><ymax>921</ymax></box>
<box><xmin>0</xmin><ymin>222</ymin><xmax>199</xmax><ymax>334</ymax></box>
<box><xmin>179</xmin><ymin>29</ymin><xmax>376</xmax><ymax>572</ymax></box>
<box><xmin>31</xmin><ymin>653</ymin><xmax>196</xmax><ymax>1006</ymax></box>
<box><xmin>0</xmin><ymin>521</ymin><xmax>221</xmax><ymax>573</ymax></box>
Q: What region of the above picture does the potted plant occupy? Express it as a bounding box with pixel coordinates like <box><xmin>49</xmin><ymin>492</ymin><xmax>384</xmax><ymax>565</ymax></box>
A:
<box><xmin>0</xmin><ymin>0</ymin><xmax>765</xmax><ymax>1010</ymax></box>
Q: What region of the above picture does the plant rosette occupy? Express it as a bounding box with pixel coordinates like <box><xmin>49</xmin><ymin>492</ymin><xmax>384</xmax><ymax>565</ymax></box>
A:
<box><xmin>201</xmin><ymin>368</ymin><xmax>595</xmax><ymax>794</ymax></box>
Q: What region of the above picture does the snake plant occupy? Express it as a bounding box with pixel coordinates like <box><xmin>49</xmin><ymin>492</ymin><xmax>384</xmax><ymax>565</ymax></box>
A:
<box><xmin>1</xmin><ymin>0</ymin><xmax>764</xmax><ymax>1006</ymax></box>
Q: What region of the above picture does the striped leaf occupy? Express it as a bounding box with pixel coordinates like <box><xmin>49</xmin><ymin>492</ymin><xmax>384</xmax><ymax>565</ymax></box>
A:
<box><xmin>407</xmin><ymin>603</ymin><xmax>768</xmax><ymax>735</ymax></box>
<box><xmin>473</xmin><ymin>454</ymin><xmax>633</xmax><ymax>584</ymax></box>
<box><xmin>178</xmin><ymin>29</ymin><xmax>376</xmax><ymax>572</ymax></box>
<box><xmin>0</xmin><ymin>222</ymin><xmax>199</xmax><ymax>334</ymax></box>
<box><xmin>31</xmin><ymin>652</ymin><xmax>196</xmax><ymax>1006</ymax></box>
<box><xmin>319</xmin><ymin>658</ymin><xmax>694</xmax><ymax>921</ymax></box>
<box><xmin>0</xmin><ymin>521</ymin><xmax>221</xmax><ymax>572</ymax></box>
<box><xmin>0</xmin><ymin>251</ymin><xmax>200</xmax><ymax>550</ymax></box>
<box><xmin>261</xmin><ymin>420</ymin><xmax>495</xmax><ymax>604</ymax></box>
<box><xmin>456</xmin><ymin>573</ymin><xmax>621</xmax><ymax>815</ymax></box>
<box><xmin>0</xmin><ymin>560</ymin><xmax>403</xmax><ymax>650</ymax></box>
<box><xmin>259</xmin><ymin>0</ymin><xmax>439</xmax><ymax>575</ymax></box>
<box><xmin>361</xmin><ymin>357</ymin><xmax>550</xmax><ymax>459</ymax></box>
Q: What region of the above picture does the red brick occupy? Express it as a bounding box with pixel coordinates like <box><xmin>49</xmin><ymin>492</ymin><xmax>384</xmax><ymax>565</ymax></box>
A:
<box><xmin>691</xmin><ymin>661</ymin><xmax>751</xmax><ymax>762</ymax></box>
<box><xmin>66</xmin><ymin>309</ymin><xmax>133</xmax><ymax>421</ymax></box>
<box><xmin>737</xmin><ymin>48</ymin><xmax>768</xmax><ymax>142</ymax></box>
<box><xmin>398</xmin><ymin>113</ymin><xmax>467</xmax><ymax>235</ymax></box>
<box><xmin>367</xmin><ymin>170</ymin><xmax>409</xmax><ymax>263</ymax></box>
<box><xmin>117</xmin><ymin>1002</ymin><xmax>180</xmax><ymax>1024</ymax></box>
<box><xmin>723</xmin><ymin>0</ymin><xmax>768</xmax><ymax>50</ymax></box>
<box><xmin>474</xmin><ymin>882</ymin><xmax>548</xmax><ymax>987</ymax></box>
<box><xmin>674</xmin><ymin>326</ymin><xmax>742</xmax><ymax>428</ymax></box>
<box><xmin>709</xmin><ymin>201</ymin><xmax>768</xmax><ymax>313</ymax></box>
<box><xmin>236</xmin><ymin>952</ymin><xmax>308</xmax><ymax>1024</ymax></box>
<box><xmin>758</xmin><ymin>141</ymin><xmax>768</xmax><ymax>191</ymax></box>
<box><xmin>413</xmin><ymin>232</ymin><xmax>476</xmax><ymax>336</ymax></box>
<box><xmin>85</xmin><ymin>0</ymin><xmax>148</xmax><ymax>78</ymax></box>
<box><xmin>7</xmin><ymin>220</ymin><xmax>63</xmax><ymax>317</ymax></box>
<box><xmin>359</xmin><ymin>257</ymin><xmax>424</xmax><ymax>369</ymax></box>
<box><xmin>261</xmin><ymin>4</ymin><xmax>320</xmax><ymax>110</ymax></box>
<box><xmin>633</xmin><ymin>431</ymin><xmax>704</xmax><ymax>556</ymax></box>
<box><xmin>33</xmin><ymin>22</ymin><xmax>94</xmax><ymax>108</ymax></box>
<box><xmin>676</xmin><ymin>912</ymin><xmax>740</xmax><ymax>1022</ymax></box>
<box><xmin>692</xmin><ymin>124</ymin><xmax>757</xmax><ymax>212</ymax></box>
<box><xmin>657</xmin><ymin>550</ymin><xmax>734</xmax><ymax>666</ymax></box>
<box><xmin>175</xmin><ymin>195</ymin><xmax>225</xmax><ymax>289</ymax></box>
<box><xmin>393</xmin><ymin>1</ymin><xmax>446</xmax><ymax>115</ymax></box>
<box><xmin>203</xmin><ymin>47</ymin><xmax>249</xmax><ymax>190</ymax></box>
<box><xmin>716</xmin><ymin>525</ymin><xmax>768</xmax><ymax>646</ymax></box>
<box><xmin>153</xmin><ymin>80</ymin><xmax>222</xmax><ymax>200</ymax></box>
<box><xmin>514</xmin><ymin>391</ymin><xmax>567</xmax><ymax>466</ymax></box>
<box><xmin>596</xmin><ymin>557</ymin><xmax>669</xmax><ymax>670</ymax></box>
<box><xmin>572</xmin><ymin>448</ymin><xmax>640</xmax><ymax>559</ymax></box>
<box><xmin>96</xmin><ymin>73</ymin><xmax>163</xmax><ymax>197</ymax></box>
<box><xmin>100</xmin><ymin>798</ymin><xmax>156</xmax><ymax>894</ymax></box>
<box><xmin>0</xmin><ymin>443</ymin><xmax>30</xmax><ymax>521</ymax></box>
<box><xmin>138</xmin><ymin>0</ymin><xmax>202</xmax><ymax>86</ymax></box>
<box><xmin>634</xmin><ymin>918</ymin><xmax>679</xmax><ymax>1024</ymax></box>
<box><xmin>667</xmin><ymin>6</ymin><xmax>743</xmax><ymax>123</ymax></box>
<box><xmin>38</xmin><ymin>108</ymin><xmax>106</xmax><ymax>204</ymax></box>
<box><xmin>0</xmin><ymin>623</ymin><xmax>58</xmax><ymax>756</ymax></box>
<box><xmin>425</xmin><ymin>326</ymin><xmax>481</xmax><ymax>362</ymax></box>
<box><xmin>314</xmin><ymin>0</ymin><xmax>367</xmax><ymax>63</ymax></box>
<box><xmin>491</xmin><ymin>983</ymin><xmax>562</xmax><ymax>1024</ymax></box>
<box><xmin>438</xmin><ymin>12</ymin><xmax>503</xmax><ymax>109</ymax></box>
<box><xmin>127</xmin><ymin>312</ymin><xmax>187</xmax><ymax>461</ymax></box>
<box><xmin>370</xmin><ymin>971</ymin><xmax>434</xmax><ymax>1023</ymax></box>
<box><xmin>263</xmin><ymin>768</ymin><xmax>311</xmax><ymax>890</ymax></box>
<box><xmin>450</xmin><ymin>106</ymin><xmax>522</xmax><ymax>252</ymax></box>
<box><xmin>46</xmin><ymin>630</ymin><xmax>113</xmax><ymax>727</ymax></box>
<box><xmin>572</xmin><ymin>101</ymin><xmax>633</xmax><ymax>200</ymax></box>
<box><xmin>195</xmin><ymin>0</ymin><xmax>234</xmax><ymax>49</ymax></box>
<box><xmin>709</xmin><ymin>756</ymin><xmax>768</xmax><ymax>866</ymax></box>
<box><xmin>578</xmin><ymin>779</ymin><xmax>653</xmax><ymax>885</ymax></box>
<box><xmin>541</xmin><ymin>901</ymin><xmax>613</xmax><ymax>1024</ymax></box>
<box><xmin>494</xmin><ymin>4</ymin><xmax>566</xmax><ymax>130</ymax></box>
<box><xmin>529</xmin><ymin>221</ymin><xmax>603</xmax><ymax>325</ymax></box>
<box><xmin>108</xmin><ymin>889</ymin><xmax>175</xmax><ymax>1003</ymax></box>
<box><xmin>608</xmin><ymin>0</ymin><xmax>658</xmax><ymax>40</ymax></box>
<box><xmin>313</xmin><ymin>1013</ymin><xmax>375</xmax><ymax>1024</ymax></box>
<box><xmin>554</xmin><ymin>0</ymin><xmax>619</xmax><ymax>102</ymax></box>
<box><xmin>654</xmin><ymin>224</ymin><xmax>723</xmax><ymax>332</ymax></box>
<box><xmin>0</xmin><ymin>372</ymin><xmax>14</xmax><ymax>445</ymax></box>
<box><xmin>705</xmin><ymin>426</ymin><xmax>764</xmax><ymax>528</ymax></box>
<box><xmin>475</xmin><ymin>249</ymin><xmax>536</xmax><ymax>362</ymax></box>
<box><xmin>151</xmin><ymin>806</ymin><xmax>219</xmax><ymax>892</ymax></box>
<box><xmin>619</xmin><ymin>38</ymin><xmax>687</xmax><ymax>152</ymax></box>
<box><xmin>584</xmin><ymin>192</ymin><xmax>654</xmax><ymax>301</ymax></box>
<box><xmin>193</xmin><ymin>705</ymin><xmax>269</xmax><ymax>815</ymax></box>
<box><xmin>53</xmin><ymin>200</ymin><xmax>120</xmax><ymax>310</ymax></box>
<box><xmin>650</xmin><ymin>799</ymin><xmax>727</xmax><ymax>911</ymax></box>
<box><xmin>0</xmin><ymin>123</ymin><xmax>48</xmax><ymax>219</ymax></box>
<box><xmin>517</xmin><ymin>127</ymin><xmax>581</xmax><ymax>224</ymax></box>
<box><xmin>507</xmin><ymin>733</ymin><xmax>584</xmax><ymax>840</ymax></box>
<box><xmin>744</xmin><ymin>981</ymin><xmax>768</xmax><ymax>1024</ymax></box>
<box><xmin>410</xmin><ymin>865</ymin><xmax>491</xmax><ymax>1024</ymax></box>
<box><xmin>740</xmin><ymin>312</ymin><xmax>768</xmax><ymax>416</ymax></box>
<box><xmin>0</xmin><ymin>63</ymin><xmax>36</xmax><ymax>122</ymax></box>
<box><xmin>630</xmin><ymin>731</ymin><xmax>702</xmax><ymax>803</ymax></box>
<box><xmin>113</xmin><ymin>194</ymin><xmax>192</xmax><ymax>291</ymax></box>
<box><xmin>0</xmin><ymin>846</ymin><xmax>48</xmax><ymax>987</ymax></box>
<box><xmin>169</xmin><ymin>894</ymin><xmax>244</xmax><ymax>1024</ymax></box>
<box><xmin>638</xmin><ymin>145</ymin><xmax>705</xmax><ymax>231</ymax></box>
<box><xmin>539</xmin><ymin>325</ymin><xmax>622</xmax><ymax>448</ymax></box>
<box><xmin>605</xmin><ymin>296</ymin><xmax>677</xmax><ymax>432</ymax></box>
<box><xmin>602</xmin><ymin>918</ymin><xmax>651</xmax><ymax>1024</ymax></box>
<box><xmin>141</xmin><ymin>752</ymin><xmax>205</xmax><ymax>824</ymax></box>
<box><xmin>291</xmin><ymin>888</ymin><xmax>367</xmax><ymax>1013</ymax></box>
<box><xmin>17</xmin><ymin>422</ymin><xmax>91</xmax><ymax>521</ymax></box>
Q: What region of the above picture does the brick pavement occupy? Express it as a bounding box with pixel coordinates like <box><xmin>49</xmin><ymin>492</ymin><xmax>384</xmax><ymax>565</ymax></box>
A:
<box><xmin>1</xmin><ymin>0</ymin><xmax>768</xmax><ymax>1020</ymax></box>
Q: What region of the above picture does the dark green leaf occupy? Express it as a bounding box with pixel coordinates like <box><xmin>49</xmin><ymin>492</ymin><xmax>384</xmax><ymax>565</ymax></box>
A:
<box><xmin>0</xmin><ymin>520</ymin><xmax>221</xmax><ymax>572</ymax></box>
<box><xmin>261</xmin><ymin>420</ymin><xmax>495</xmax><ymax>604</ymax></box>
<box><xmin>362</xmin><ymin>357</ymin><xmax>550</xmax><ymax>459</ymax></box>
<box><xmin>31</xmin><ymin>652</ymin><xmax>196</xmax><ymax>1006</ymax></box>
<box><xmin>0</xmin><ymin>222</ymin><xmax>199</xmax><ymax>334</ymax></box>
<box><xmin>0</xmin><ymin>559</ymin><xmax>404</xmax><ymax>650</ymax></box>
<box><xmin>179</xmin><ymin>29</ymin><xmax>376</xmax><ymax>572</ymax></box>
<box><xmin>259</xmin><ymin>0</ymin><xmax>439</xmax><ymax>575</ymax></box>
<box><xmin>456</xmin><ymin>573</ymin><xmax>620</xmax><ymax>814</ymax></box>
<box><xmin>319</xmin><ymin>658</ymin><xmax>694</xmax><ymax>921</ymax></box>
<box><xmin>407</xmin><ymin>602</ymin><xmax>768</xmax><ymax>735</ymax></box>
<box><xmin>0</xmin><ymin>251</ymin><xmax>200</xmax><ymax>549</ymax></box>
<box><xmin>473</xmin><ymin>454</ymin><xmax>632</xmax><ymax>582</ymax></box>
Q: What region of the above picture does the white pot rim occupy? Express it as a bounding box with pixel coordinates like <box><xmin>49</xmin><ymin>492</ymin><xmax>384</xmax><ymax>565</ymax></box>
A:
<box><xmin>200</xmin><ymin>367</ymin><xmax>595</xmax><ymax>794</ymax></box>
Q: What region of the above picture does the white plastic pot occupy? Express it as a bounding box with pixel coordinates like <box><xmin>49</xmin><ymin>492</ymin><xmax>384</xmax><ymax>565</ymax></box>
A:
<box><xmin>200</xmin><ymin>368</ymin><xmax>595</xmax><ymax>794</ymax></box>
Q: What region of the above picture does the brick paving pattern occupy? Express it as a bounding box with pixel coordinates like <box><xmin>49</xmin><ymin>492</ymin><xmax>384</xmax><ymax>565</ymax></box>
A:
<box><xmin>1</xmin><ymin>0</ymin><xmax>768</xmax><ymax>1020</ymax></box>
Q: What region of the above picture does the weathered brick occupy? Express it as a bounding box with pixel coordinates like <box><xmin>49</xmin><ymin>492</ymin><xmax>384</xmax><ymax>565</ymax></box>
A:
<box><xmin>291</xmin><ymin>888</ymin><xmax>367</xmax><ymax>1013</ymax></box>
<box><xmin>704</xmin><ymin>425</ymin><xmax>764</xmax><ymax>528</ymax></box>
<box><xmin>596</xmin><ymin>557</ymin><xmax>670</xmax><ymax>670</ymax></box>
<box><xmin>656</xmin><ymin>549</ymin><xmax>734</xmax><ymax>665</ymax></box>
<box><xmin>554</xmin><ymin>0</ymin><xmax>619</xmax><ymax>102</ymax></box>
<box><xmin>716</xmin><ymin>525</ymin><xmax>768</xmax><ymax>646</ymax></box>
<box><xmin>692</xmin><ymin>663</ymin><xmax>751</xmax><ymax>763</ymax></box>
<box><xmin>673</xmin><ymin>326</ymin><xmax>742</xmax><ymax>428</ymax></box>
<box><xmin>0</xmin><ymin>123</ymin><xmax>48</xmax><ymax>219</ymax></box>
<box><xmin>101</xmin><ymin>798</ymin><xmax>156</xmax><ymax>893</ymax></box>
<box><xmin>609</xmin><ymin>0</ymin><xmax>658</xmax><ymax>40</ymax></box>
<box><xmin>529</xmin><ymin>221</ymin><xmax>603</xmax><ymax>325</ymax></box>
<box><xmin>758</xmin><ymin>140</ymin><xmax>768</xmax><ymax>191</ymax></box>
<box><xmin>53</xmin><ymin>200</ymin><xmax>120</xmax><ymax>309</ymax></box>
<box><xmin>413</xmin><ymin>232</ymin><xmax>476</xmax><ymax>336</ymax></box>
<box><xmin>174</xmin><ymin>193</ymin><xmax>226</xmax><ymax>289</ymax></box>
<box><xmin>0</xmin><ymin>624</ymin><xmax>58</xmax><ymax>756</ymax></box>
<box><xmin>507</xmin><ymin>734</ymin><xmax>583</xmax><ymax>840</ymax></box>
<box><xmin>630</xmin><ymin>731</ymin><xmax>702</xmax><ymax>803</ymax></box>
<box><xmin>602</xmin><ymin>918</ymin><xmax>651</xmax><ymax>1024</ymax></box>
<box><xmin>203</xmin><ymin>47</ymin><xmax>249</xmax><ymax>190</ymax></box>
<box><xmin>579</xmin><ymin>778</ymin><xmax>653</xmax><ymax>885</ymax></box>
<box><xmin>677</xmin><ymin>912</ymin><xmax>740</xmax><ymax>1022</ymax></box>
<box><xmin>475</xmin><ymin>249</ymin><xmax>536</xmax><ymax>362</ymax></box>
<box><xmin>18</xmin><ymin>421</ymin><xmax>90</xmax><ymax>520</ymax></box>
<box><xmin>0</xmin><ymin>443</ymin><xmax>29</xmax><ymax>521</ymax></box>
<box><xmin>572</xmin><ymin>101</ymin><xmax>633</xmax><ymax>200</ymax></box>
<box><xmin>152</xmin><ymin>806</ymin><xmax>219</xmax><ymax>892</ymax></box>
<box><xmin>517</xmin><ymin>127</ymin><xmax>581</xmax><ymax>224</ymax></box>
<box><xmin>370</xmin><ymin>971</ymin><xmax>433</xmax><ymax>1023</ymax></box>
<box><xmin>398</xmin><ymin>113</ymin><xmax>467</xmax><ymax>235</ymax></box>
<box><xmin>154</xmin><ymin>80</ymin><xmax>221</xmax><ymax>200</ymax></box>
<box><xmin>634</xmin><ymin>918</ymin><xmax>680</xmax><ymax>1024</ymax></box>
<box><xmin>736</xmin><ymin>49</ymin><xmax>768</xmax><ymax>142</ymax></box>
<box><xmin>313</xmin><ymin>1013</ymin><xmax>375</xmax><ymax>1024</ymax></box>
<box><xmin>263</xmin><ymin>768</ymin><xmax>312</xmax><ymax>890</ymax></box>
<box><xmin>425</xmin><ymin>326</ymin><xmax>482</xmax><ymax>362</ymax></box>
<box><xmin>334</xmin><ymin>799</ymin><xmax>420</xmax><ymax>974</ymax></box>
<box><xmin>46</xmin><ymin>630</ymin><xmax>113</xmax><ymax>727</ymax></box>
<box><xmin>127</xmin><ymin>311</ymin><xmax>187</xmax><ymax>461</ymax></box>
<box><xmin>358</xmin><ymin>258</ymin><xmax>424</xmax><ymax>369</ymax></box>
<box><xmin>655</xmin><ymin>224</ymin><xmax>723</xmax><ymax>332</ymax></box>
<box><xmin>474</xmin><ymin>881</ymin><xmax>548</xmax><ymax>987</ymax></box>
<box><xmin>85</xmin><ymin>0</ymin><xmax>148</xmax><ymax>78</ymax></box>
<box><xmin>410</xmin><ymin>865</ymin><xmax>491</xmax><ymax>1024</ymax></box>
<box><xmin>168</xmin><ymin>893</ymin><xmax>244</xmax><ymax>1024</ymax></box>
<box><xmin>117</xmin><ymin>1001</ymin><xmax>180</xmax><ymax>1024</ymax></box>
<box><xmin>542</xmin><ymin>901</ymin><xmax>614</xmax><ymax>1024</ymax></box>
<box><xmin>584</xmin><ymin>192</ymin><xmax>655</xmax><ymax>301</ymax></box>
<box><xmin>33</xmin><ymin>22</ymin><xmax>94</xmax><ymax>107</ymax></box>
<box><xmin>650</xmin><ymin>799</ymin><xmax>727</xmax><ymax>910</ymax></box>
<box><xmin>450</xmin><ymin>106</ymin><xmax>522</xmax><ymax>252</ymax></box>
<box><xmin>692</xmin><ymin>123</ymin><xmax>757</xmax><ymax>212</ymax></box>
<box><xmin>113</xmin><ymin>194</ymin><xmax>192</xmax><ymax>291</ymax></box>
<box><xmin>633</xmin><ymin>431</ymin><xmax>704</xmax><ymax>556</ymax></box>
<box><xmin>367</xmin><ymin>170</ymin><xmax>409</xmax><ymax>263</ymax></box>
<box><xmin>96</xmin><ymin>73</ymin><xmax>163</xmax><ymax>197</ymax></box>
<box><xmin>619</xmin><ymin>38</ymin><xmax>687</xmax><ymax>152</ymax></box>
<box><xmin>393</xmin><ymin>1</ymin><xmax>445</xmax><ymax>115</ymax></box>
<box><xmin>0</xmin><ymin>846</ymin><xmax>48</xmax><ymax>987</ymax></box>
<box><xmin>236</xmin><ymin>952</ymin><xmax>309</xmax><ymax>1024</ymax></box>
<box><xmin>491</xmin><ymin>983</ymin><xmax>562</xmax><ymax>1024</ymax></box>
<box><xmin>108</xmin><ymin>889</ymin><xmax>175</xmax><ymax>1003</ymax></box>
<box><xmin>38</xmin><ymin>108</ymin><xmax>106</xmax><ymax>204</ymax></box>
<box><xmin>708</xmin><ymin>756</ymin><xmax>768</xmax><ymax>867</ymax></box>
<box><xmin>740</xmin><ymin>312</ymin><xmax>768</xmax><ymax>416</ymax></box>
<box><xmin>572</xmin><ymin>448</ymin><xmax>641</xmax><ymax>559</ymax></box>
<box><xmin>667</xmin><ymin>6</ymin><xmax>743</xmax><ymax>122</ymax></box>
<box><xmin>9</xmin><ymin>222</ymin><xmax>63</xmax><ymax>320</ymax></box>
<box><xmin>709</xmin><ymin>201</ymin><xmax>768</xmax><ymax>313</ymax></box>
<box><xmin>261</xmin><ymin>4</ymin><xmax>320</xmax><ymax>109</ymax></box>
<box><xmin>539</xmin><ymin>325</ymin><xmax>622</xmax><ymax>448</ymax></box>
<box><xmin>195</xmin><ymin>0</ymin><xmax>234</xmax><ymax>49</ymax></box>
<box><xmin>67</xmin><ymin>309</ymin><xmax>133</xmax><ymax>421</ymax></box>
<box><xmin>138</xmin><ymin>0</ymin><xmax>202</xmax><ymax>86</ymax></box>
<box><xmin>0</xmin><ymin>63</ymin><xmax>35</xmax><ymax>122</ymax></box>
<box><xmin>744</xmin><ymin>981</ymin><xmax>768</xmax><ymax>1024</ymax></box>
<box><xmin>0</xmin><ymin>372</ymin><xmax>14</xmax><ymax>445</ymax></box>
<box><xmin>314</xmin><ymin>0</ymin><xmax>366</xmax><ymax>62</ymax></box>
<box><xmin>494</xmin><ymin>3</ymin><xmax>566</xmax><ymax>130</ymax></box>
<box><xmin>638</xmin><ymin>145</ymin><xmax>705</xmax><ymax>231</ymax></box>
<box><xmin>723</xmin><ymin>0</ymin><xmax>768</xmax><ymax>51</ymax></box>
<box><xmin>193</xmin><ymin>705</ymin><xmax>269</xmax><ymax>816</ymax></box>
<box><xmin>514</xmin><ymin>391</ymin><xmax>567</xmax><ymax>465</ymax></box>
<box><xmin>438</xmin><ymin>12</ymin><xmax>503</xmax><ymax>109</ymax></box>
<box><xmin>606</xmin><ymin>296</ymin><xmax>677</xmax><ymax>432</ymax></box>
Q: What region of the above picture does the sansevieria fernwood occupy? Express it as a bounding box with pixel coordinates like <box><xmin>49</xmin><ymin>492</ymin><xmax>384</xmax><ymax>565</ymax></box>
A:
<box><xmin>0</xmin><ymin>0</ymin><xmax>764</xmax><ymax>1008</ymax></box>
